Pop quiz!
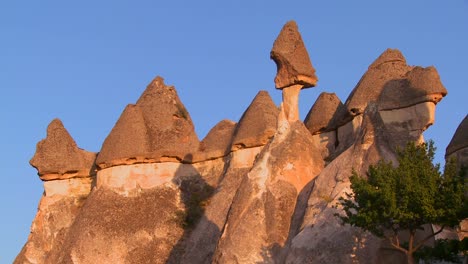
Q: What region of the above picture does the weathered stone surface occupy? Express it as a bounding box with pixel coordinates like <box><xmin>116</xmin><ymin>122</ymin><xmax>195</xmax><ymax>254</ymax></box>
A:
<box><xmin>286</xmin><ymin>103</ymin><xmax>396</xmax><ymax>264</ymax></box>
<box><xmin>378</xmin><ymin>66</ymin><xmax>447</xmax><ymax>110</ymax></box>
<box><xmin>14</xmin><ymin>178</ymin><xmax>93</xmax><ymax>264</ymax></box>
<box><xmin>48</xmin><ymin>187</ymin><xmax>186</xmax><ymax>264</ymax></box>
<box><xmin>30</xmin><ymin>119</ymin><xmax>96</xmax><ymax>181</ymax></box>
<box><xmin>346</xmin><ymin>49</ymin><xmax>447</xmax><ymax>116</ymax></box>
<box><xmin>214</xmin><ymin>111</ymin><xmax>324</xmax><ymax>263</ymax></box>
<box><xmin>194</xmin><ymin>119</ymin><xmax>236</xmax><ymax>161</ymax></box>
<box><xmin>379</xmin><ymin>102</ymin><xmax>436</xmax><ymax>147</ymax></box>
<box><xmin>304</xmin><ymin>92</ymin><xmax>348</xmax><ymax>134</ymax></box>
<box><xmin>345</xmin><ymin>49</ymin><xmax>412</xmax><ymax>115</ymax></box>
<box><xmin>96</xmin><ymin>77</ymin><xmax>199</xmax><ymax>168</ymax></box>
<box><xmin>270</xmin><ymin>20</ymin><xmax>317</xmax><ymax>89</ymax></box>
<box><xmin>446</xmin><ymin>114</ymin><xmax>468</xmax><ymax>158</ymax></box>
<box><xmin>231</xmin><ymin>91</ymin><xmax>279</xmax><ymax>150</ymax></box>
<box><xmin>181</xmin><ymin>146</ymin><xmax>264</xmax><ymax>263</ymax></box>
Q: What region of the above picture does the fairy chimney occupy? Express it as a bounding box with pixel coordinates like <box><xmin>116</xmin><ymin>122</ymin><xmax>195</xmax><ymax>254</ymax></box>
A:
<box><xmin>270</xmin><ymin>20</ymin><xmax>317</xmax><ymax>122</ymax></box>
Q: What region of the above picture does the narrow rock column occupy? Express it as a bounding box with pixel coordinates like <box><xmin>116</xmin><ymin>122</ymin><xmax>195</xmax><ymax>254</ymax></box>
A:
<box><xmin>282</xmin><ymin>84</ymin><xmax>302</xmax><ymax>122</ymax></box>
<box><xmin>270</xmin><ymin>20</ymin><xmax>318</xmax><ymax>122</ymax></box>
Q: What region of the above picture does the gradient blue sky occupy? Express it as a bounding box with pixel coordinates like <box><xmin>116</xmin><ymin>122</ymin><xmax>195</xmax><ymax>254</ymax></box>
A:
<box><xmin>1</xmin><ymin>1</ymin><xmax>467</xmax><ymax>262</ymax></box>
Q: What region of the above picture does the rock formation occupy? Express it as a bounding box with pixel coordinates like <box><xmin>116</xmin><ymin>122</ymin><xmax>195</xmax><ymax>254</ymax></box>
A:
<box><xmin>271</xmin><ymin>20</ymin><xmax>317</xmax><ymax>122</ymax></box>
<box><xmin>446</xmin><ymin>115</ymin><xmax>468</xmax><ymax>241</ymax></box>
<box><xmin>16</xmin><ymin>20</ymin><xmax>465</xmax><ymax>264</ymax></box>
<box><xmin>16</xmin><ymin>119</ymin><xmax>96</xmax><ymax>264</ymax></box>
<box><xmin>446</xmin><ymin>114</ymin><xmax>468</xmax><ymax>167</ymax></box>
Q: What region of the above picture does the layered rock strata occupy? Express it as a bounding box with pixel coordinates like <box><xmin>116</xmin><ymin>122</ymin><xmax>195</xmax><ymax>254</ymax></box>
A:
<box><xmin>16</xmin><ymin>120</ymin><xmax>96</xmax><ymax>264</ymax></box>
<box><xmin>16</xmin><ymin>20</ymin><xmax>464</xmax><ymax>264</ymax></box>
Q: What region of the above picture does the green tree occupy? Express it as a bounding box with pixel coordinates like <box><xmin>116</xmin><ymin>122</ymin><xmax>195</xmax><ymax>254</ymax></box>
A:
<box><xmin>337</xmin><ymin>141</ymin><xmax>467</xmax><ymax>264</ymax></box>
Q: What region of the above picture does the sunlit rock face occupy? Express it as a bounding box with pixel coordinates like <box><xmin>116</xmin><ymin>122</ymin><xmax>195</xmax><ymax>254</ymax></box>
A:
<box><xmin>16</xmin><ymin>120</ymin><xmax>96</xmax><ymax>264</ymax></box>
<box><xmin>17</xmin><ymin>20</ymin><xmax>459</xmax><ymax>264</ymax></box>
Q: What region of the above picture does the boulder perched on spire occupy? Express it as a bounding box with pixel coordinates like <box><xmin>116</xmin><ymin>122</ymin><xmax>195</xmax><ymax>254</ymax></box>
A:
<box><xmin>270</xmin><ymin>21</ymin><xmax>317</xmax><ymax>122</ymax></box>
<box><xmin>96</xmin><ymin>76</ymin><xmax>199</xmax><ymax>168</ymax></box>
<box><xmin>304</xmin><ymin>92</ymin><xmax>348</xmax><ymax>135</ymax></box>
<box><xmin>270</xmin><ymin>21</ymin><xmax>317</xmax><ymax>89</ymax></box>
<box><xmin>30</xmin><ymin>119</ymin><xmax>96</xmax><ymax>181</ymax></box>
<box><xmin>231</xmin><ymin>91</ymin><xmax>279</xmax><ymax>150</ymax></box>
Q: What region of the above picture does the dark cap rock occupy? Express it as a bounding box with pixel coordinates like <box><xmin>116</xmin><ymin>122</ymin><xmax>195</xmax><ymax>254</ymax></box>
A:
<box><xmin>194</xmin><ymin>120</ymin><xmax>237</xmax><ymax>161</ymax></box>
<box><xmin>304</xmin><ymin>92</ymin><xmax>349</xmax><ymax>134</ymax></box>
<box><xmin>231</xmin><ymin>91</ymin><xmax>279</xmax><ymax>150</ymax></box>
<box><xmin>345</xmin><ymin>49</ymin><xmax>412</xmax><ymax>115</ymax></box>
<box><xmin>30</xmin><ymin>119</ymin><xmax>96</xmax><ymax>181</ymax></box>
<box><xmin>446</xmin><ymin>115</ymin><xmax>468</xmax><ymax>157</ymax></box>
<box><xmin>270</xmin><ymin>20</ymin><xmax>317</xmax><ymax>89</ymax></box>
<box><xmin>96</xmin><ymin>76</ymin><xmax>199</xmax><ymax>168</ymax></box>
<box><xmin>378</xmin><ymin>66</ymin><xmax>447</xmax><ymax>110</ymax></box>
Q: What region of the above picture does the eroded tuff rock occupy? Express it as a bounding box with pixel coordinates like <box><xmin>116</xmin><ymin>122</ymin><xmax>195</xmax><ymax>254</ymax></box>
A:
<box><xmin>231</xmin><ymin>91</ymin><xmax>279</xmax><ymax>150</ymax></box>
<box><xmin>18</xmin><ymin>21</ymin><xmax>460</xmax><ymax>264</ymax></box>
<box><xmin>271</xmin><ymin>20</ymin><xmax>317</xmax><ymax>122</ymax></box>
<box><xmin>270</xmin><ymin>20</ymin><xmax>317</xmax><ymax>89</ymax></box>
<box><xmin>445</xmin><ymin>115</ymin><xmax>468</xmax><ymax>241</ymax></box>
<box><xmin>345</xmin><ymin>49</ymin><xmax>412</xmax><ymax>116</ymax></box>
<box><xmin>287</xmin><ymin>103</ymin><xmax>395</xmax><ymax>264</ymax></box>
<box><xmin>96</xmin><ymin>77</ymin><xmax>199</xmax><ymax>168</ymax></box>
<box><xmin>30</xmin><ymin>119</ymin><xmax>96</xmax><ymax>181</ymax></box>
<box><xmin>304</xmin><ymin>92</ymin><xmax>348</xmax><ymax>135</ymax></box>
<box><xmin>16</xmin><ymin>120</ymin><xmax>95</xmax><ymax>264</ymax></box>
<box><xmin>213</xmin><ymin>108</ymin><xmax>324</xmax><ymax>263</ymax></box>
<box><xmin>446</xmin><ymin>114</ymin><xmax>468</xmax><ymax>161</ymax></box>
<box><xmin>194</xmin><ymin>119</ymin><xmax>236</xmax><ymax>161</ymax></box>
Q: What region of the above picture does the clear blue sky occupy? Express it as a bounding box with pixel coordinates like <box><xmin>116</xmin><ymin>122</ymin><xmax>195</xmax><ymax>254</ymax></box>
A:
<box><xmin>1</xmin><ymin>1</ymin><xmax>467</xmax><ymax>262</ymax></box>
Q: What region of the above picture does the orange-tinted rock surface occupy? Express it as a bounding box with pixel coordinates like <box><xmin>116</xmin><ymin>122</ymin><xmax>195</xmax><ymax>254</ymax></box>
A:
<box><xmin>16</xmin><ymin>22</ymin><xmax>464</xmax><ymax>264</ymax></box>
<box><xmin>30</xmin><ymin>119</ymin><xmax>96</xmax><ymax>181</ymax></box>
<box><xmin>270</xmin><ymin>20</ymin><xmax>317</xmax><ymax>89</ymax></box>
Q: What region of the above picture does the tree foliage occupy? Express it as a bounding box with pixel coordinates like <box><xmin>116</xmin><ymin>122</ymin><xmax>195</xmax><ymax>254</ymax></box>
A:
<box><xmin>337</xmin><ymin>141</ymin><xmax>467</xmax><ymax>264</ymax></box>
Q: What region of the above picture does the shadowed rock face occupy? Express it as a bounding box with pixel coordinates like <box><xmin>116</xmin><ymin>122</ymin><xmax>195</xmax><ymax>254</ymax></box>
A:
<box><xmin>195</xmin><ymin>119</ymin><xmax>236</xmax><ymax>161</ymax></box>
<box><xmin>446</xmin><ymin>115</ymin><xmax>468</xmax><ymax>158</ymax></box>
<box><xmin>345</xmin><ymin>49</ymin><xmax>447</xmax><ymax>116</ymax></box>
<box><xmin>231</xmin><ymin>91</ymin><xmax>279</xmax><ymax>150</ymax></box>
<box><xmin>30</xmin><ymin>119</ymin><xmax>96</xmax><ymax>181</ymax></box>
<box><xmin>96</xmin><ymin>77</ymin><xmax>200</xmax><ymax>168</ymax></box>
<box><xmin>18</xmin><ymin>22</ymin><xmax>460</xmax><ymax>264</ymax></box>
<box><xmin>345</xmin><ymin>49</ymin><xmax>412</xmax><ymax>116</ymax></box>
<box><xmin>304</xmin><ymin>92</ymin><xmax>348</xmax><ymax>135</ymax></box>
<box><xmin>270</xmin><ymin>20</ymin><xmax>317</xmax><ymax>89</ymax></box>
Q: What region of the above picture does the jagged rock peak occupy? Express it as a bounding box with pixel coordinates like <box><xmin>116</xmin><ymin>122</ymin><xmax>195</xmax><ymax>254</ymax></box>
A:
<box><xmin>446</xmin><ymin>114</ymin><xmax>468</xmax><ymax>157</ymax></box>
<box><xmin>368</xmin><ymin>48</ymin><xmax>406</xmax><ymax>69</ymax></box>
<box><xmin>270</xmin><ymin>20</ymin><xmax>317</xmax><ymax>89</ymax></box>
<box><xmin>96</xmin><ymin>76</ymin><xmax>199</xmax><ymax>168</ymax></box>
<box><xmin>30</xmin><ymin>118</ymin><xmax>96</xmax><ymax>181</ymax></box>
<box><xmin>304</xmin><ymin>92</ymin><xmax>348</xmax><ymax>134</ymax></box>
<box><xmin>231</xmin><ymin>91</ymin><xmax>279</xmax><ymax>150</ymax></box>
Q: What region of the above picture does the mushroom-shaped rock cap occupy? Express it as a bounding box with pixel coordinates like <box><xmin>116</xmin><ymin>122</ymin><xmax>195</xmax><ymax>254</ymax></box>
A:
<box><xmin>446</xmin><ymin>115</ymin><xmax>468</xmax><ymax>157</ymax></box>
<box><xmin>231</xmin><ymin>91</ymin><xmax>279</xmax><ymax>150</ymax></box>
<box><xmin>345</xmin><ymin>49</ymin><xmax>412</xmax><ymax>115</ymax></box>
<box><xmin>30</xmin><ymin>119</ymin><xmax>96</xmax><ymax>181</ymax></box>
<box><xmin>304</xmin><ymin>92</ymin><xmax>349</xmax><ymax>135</ymax></box>
<box><xmin>270</xmin><ymin>20</ymin><xmax>317</xmax><ymax>89</ymax></box>
<box><xmin>96</xmin><ymin>76</ymin><xmax>200</xmax><ymax>168</ymax></box>
<box><xmin>378</xmin><ymin>66</ymin><xmax>448</xmax><ymax>110</ymax></box>
<box><xmin>194</xmin><ymin>120</ymin><xmax>237</xmax><ymax>161</ymax></box>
